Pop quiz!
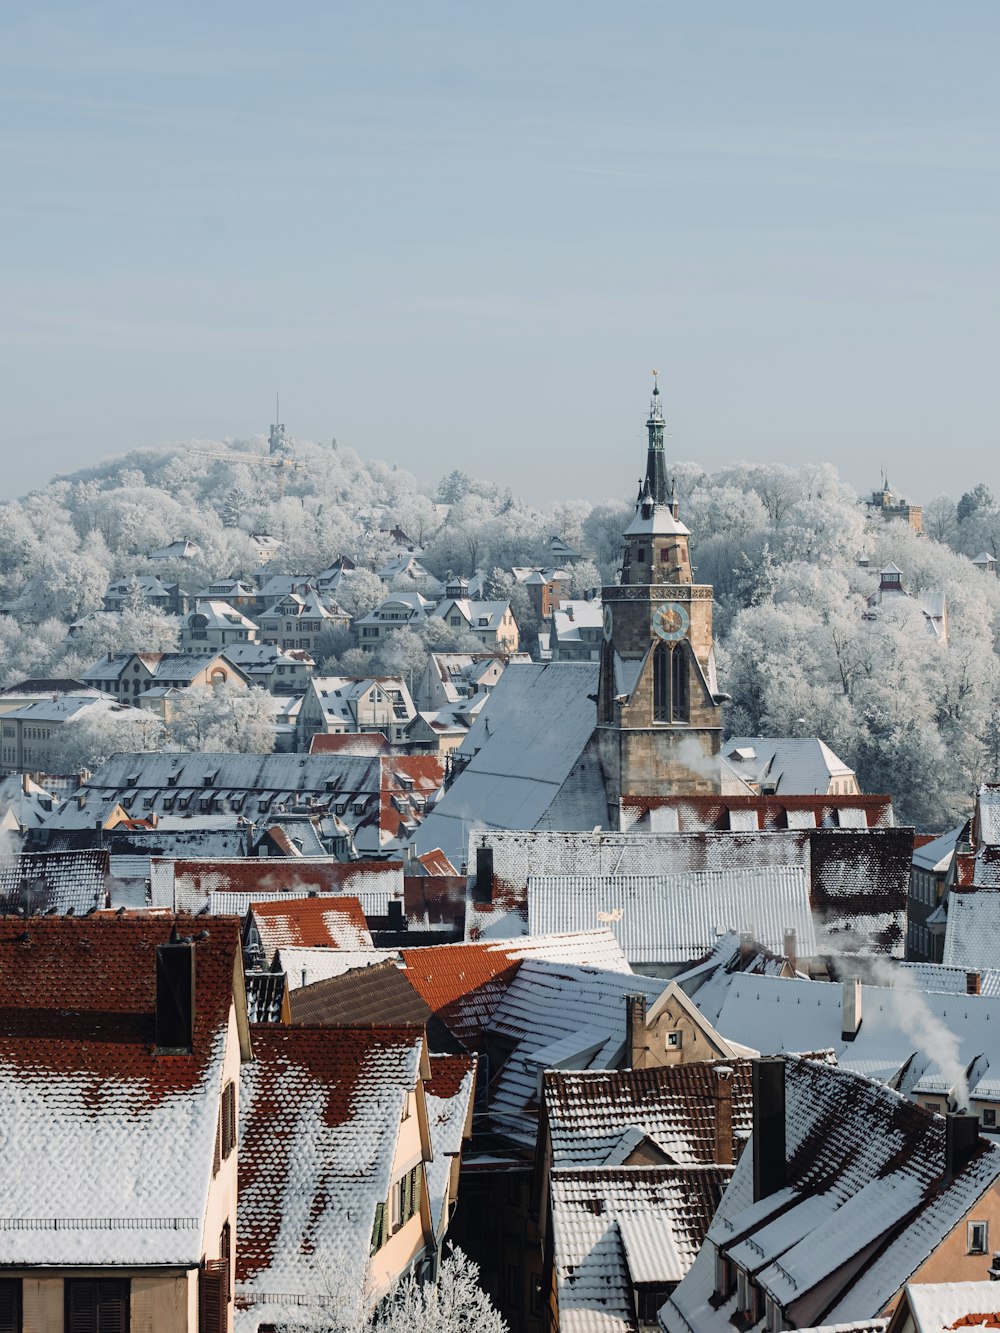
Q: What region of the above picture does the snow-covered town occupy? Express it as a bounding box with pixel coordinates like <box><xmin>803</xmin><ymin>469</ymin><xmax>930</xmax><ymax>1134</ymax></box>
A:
<box><xmin>7</xmin><ymin>5</ymin><xmax>1000</xmax><ymax>1333</ymax></box>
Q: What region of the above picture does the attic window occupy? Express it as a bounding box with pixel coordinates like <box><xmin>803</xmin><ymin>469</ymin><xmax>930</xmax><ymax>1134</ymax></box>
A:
<box><xmin>969</xmin><ymin>1221</ymin><xmax>989</xmax><ymax>1254</ymax></box>
<box><xmin>666</xmin><ymin>1031</ymin><xmax>682</xmax><ymax>1048</ymax></box>
<box><xmin>478</xmin><ymin>617</ymin><xmax>489</xmax><ymax>627</ymax></box>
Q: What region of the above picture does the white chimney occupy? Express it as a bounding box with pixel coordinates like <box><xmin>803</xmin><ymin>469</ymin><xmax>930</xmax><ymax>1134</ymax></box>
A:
<box><xmin>841</xmin><ymin>977</ymin><xmax>862</xmax><ymax>1041</ymax></box>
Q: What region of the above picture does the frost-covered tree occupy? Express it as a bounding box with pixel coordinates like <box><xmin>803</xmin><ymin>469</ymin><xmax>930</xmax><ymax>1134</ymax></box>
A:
<box><xmin>55</xmin><ymin>705</ymin><xmax>165</xmax><ymax>773</ymax></box>
<box><xmin>337</xmin><ymin>570</ymin><xmax>387</xmax><ymax>620</ymax></box>
<box><xmin>169</xmin><ymin>683</ymin><xmax>276</xmax><ymax>753</ymax></box>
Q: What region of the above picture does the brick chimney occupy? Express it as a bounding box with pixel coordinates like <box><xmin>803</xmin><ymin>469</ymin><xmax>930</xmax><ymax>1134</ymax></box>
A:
<box><xmin>783</xmin><ymin>928</ymin><xmax>797</xmax><ymax>971</ymax></box>
<box><xmin>841</xmin><ymin>977</ymin><xmax>862</xmax><ymax>1041</ymax></box>
<box><xmin>968</xmin><ymin>972</ymin><xmax>982</xmax><ymax>996</ymax></box>
<box><xmin>946</xmin><ymin>1110</ymin><xmax>980</xmax><ymax>1181</ymax></box>
<box><xmin>625</xmin><ymin>994</ymin><xmax>648</xmax><ymax>1069</ymax></box>
<box><xmin>156</xmin><ymin>931</ymin><xmax>196</xmax><ymax>1053</ymax></box>
<box><xmin>471</xmin><ymin>846</ymin><xmax>494</xmax><ymax>905</ymax></box>
<box><xmin>752</xmin><ymin>1057</ymin><xmax>786</xmax><ymax>1202</ymax></box>
<box><xmin>713</xmin><ymin>1065</ymin><xmax>734</xmax><ymax>1166</ymax></box>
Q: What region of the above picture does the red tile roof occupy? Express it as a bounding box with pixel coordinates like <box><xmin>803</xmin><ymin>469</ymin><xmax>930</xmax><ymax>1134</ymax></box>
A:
<box><xmin>401</xmin><ymin>941</ymin><xmax>524</xmax><ymax>1049</ymax></box>
<box><xmin>168</xmin><ymin>857</ymin><xmax>401</xmax><ymax>898</ymax></box>
<box><xmin>0</xmin><ymin>915</ymin><xmax>240</xmax><ymax>1095</ymax></box>
<box><xmin>620</xmin><ymin>793</ymin><xmax>896</xmax><ymax>830</ymax></box>
<box><xmin>426</xmin><ymin>1053</ymin><xmax>476</xmax><ymax>1101</ymax></box>
<box><xmin>248</xmin><ymin>895</ymin><xmax>373</xmax><ymax>959</ymax></box>
<box><xmin>308</xmin><ymin>732</ymin><xmax>390</xmax><ymax>754</ymax></box>
<box><xmin>236</xmin><ymin>1025</ymin><xmax>424</xmax><ymax>1297</ymax></box>
<box><xmin>416</xmin><ymin>848</ymin><xmax>459</xmax><ymax>877</ymax></box>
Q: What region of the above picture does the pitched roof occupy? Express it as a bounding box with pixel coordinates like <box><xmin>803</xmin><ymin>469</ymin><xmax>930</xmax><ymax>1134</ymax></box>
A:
<box><xmin>236</xmin><ymin>1026</ymin><xmax>424</xmax><ymax>1326</ymax></box>
<box><xmin>247</xmin><ymin>895</ymin><xmax>373</xmax><ymax>963</ymax></box>
<box><xmin>424</xmin><ymin>1054</ymin><xmax>476</xmax><ymax>1238</ymax></box>
<box><xmin>619</xmin><ymin>794</ymin><xmax>896</xmax><ymax>833</ymax></box>
<box><xmin>308</xmin><ymin>732</ymin><xmax>391</xmax><ymax>754</ymax></box>
<box><xmin>151</xmin><ymin>856</ymin><xmax>403</xmax><ymax>915</ymax></box>
<box><xmin>277</xmin><ymin>946</ymin><xmax>399</xmax><ymax>990</ymax></box>
<box><xmin>662</xmin><ymin>1059</ymin><xmax>1000</xmax><ymax>1333</ymax></box>
<box><xmin>550</xmin><ymin>1166</ymin><xmax>730</xmax><ymax>1333</ymax></box>
<box><xmin>412</xmin><ymin>663</ymin><xmax>604</xmax><ymax>872</ymax></box>
<box><xmin>288</xmin><ymin>958</ymin><xmax>429</xmax><ymax>1028</ymax></box>
<box><xmin>401</xmin><ymin>931</ymin><xmax>631</xmax><ymax>1052</ymax></box>
<box><xmin>0</xmin><ymin>848</ymin><xmax>108</xmax><ymax>914</ymax></box>
<box><xmin>900</xmin><ymin>1281</ymin><xmax>1000</xmax><ymax>1332</ymax></box>
<box><xmin>0</xmin><ymin>915</ymin><xmax>241</xmax><ymax>1265</ymax></box>
<box><xmin>943</xmin><ymin>890</ymin><xmax>1000</xmax><ymax>969</ymax></box>
<box><xmin>722</xmin><ymin>737</ymin><xmax>855</xmax><ymax>793</ymax></box>
<box><xmin>527</xmin><ymin>868</ymin><xmax>816</xmax><ymax>965</ymax></box>
<box><xmin>544</xmin><ymin>1060</ymin><xmax>755</xmax><ymax>1169</ymax></box>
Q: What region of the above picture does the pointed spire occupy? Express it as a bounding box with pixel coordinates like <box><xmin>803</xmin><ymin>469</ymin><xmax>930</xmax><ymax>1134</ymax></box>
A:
<box><xmin>643</xmin><ymin>371</ymin><xmax>669</xmax><ymax>506</ymax></box>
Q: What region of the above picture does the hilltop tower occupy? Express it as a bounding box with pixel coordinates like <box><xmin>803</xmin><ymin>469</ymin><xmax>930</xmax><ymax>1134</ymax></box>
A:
<box><xmin>596</xmin><ymin>375</ymin><xmax>723</xmax><ymax>808</ymax></box>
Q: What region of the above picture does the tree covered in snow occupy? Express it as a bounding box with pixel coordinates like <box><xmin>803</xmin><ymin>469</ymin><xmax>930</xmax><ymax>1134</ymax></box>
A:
<box><xmin>169</xmin><ymin>683</ymin><xmax>276</xmax><ymax>754</ymax></box>
<box><xmin>55</xmin><ymin>705</ymin><xmax>165</xmax><ymax>773</ymax></box>
<box><xmin>277</xmin><ymin>1247</ymin><xmax>507</xmax><ymax>1333</ymax></box>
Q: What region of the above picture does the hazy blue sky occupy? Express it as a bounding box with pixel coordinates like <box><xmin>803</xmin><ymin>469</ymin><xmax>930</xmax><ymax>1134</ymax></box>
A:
<box><xmin>3</xmin><ymin>3</ymin><xmax>999</xmax><ymax>505</ymax></box>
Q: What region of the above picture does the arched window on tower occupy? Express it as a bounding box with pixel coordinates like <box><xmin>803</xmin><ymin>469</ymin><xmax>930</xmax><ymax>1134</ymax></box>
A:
<box><xmin>653</xmin><ymin>644</ymin><xmax>690</xmax><ymax>724</ymax></box>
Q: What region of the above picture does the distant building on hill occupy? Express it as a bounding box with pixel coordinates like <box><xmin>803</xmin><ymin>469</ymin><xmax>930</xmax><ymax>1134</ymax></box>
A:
<box><xmin>866</xmin><ymin>473</ymin><xmax>924</xmax><ymax>533</ymax></box>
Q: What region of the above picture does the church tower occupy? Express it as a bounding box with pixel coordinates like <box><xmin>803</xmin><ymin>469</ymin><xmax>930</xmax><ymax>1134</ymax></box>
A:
<box><xmin>597</xmin><ymin>376</ymin><xmax>723</xmax><ymax>810</ymax></box>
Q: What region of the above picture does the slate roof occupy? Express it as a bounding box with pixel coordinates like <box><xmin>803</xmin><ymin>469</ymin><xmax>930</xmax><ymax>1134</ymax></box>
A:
<box><xmin>0</xmin><ymin>915</ymin><xmax>241</xmax><ymax>1265</ymax></box>
<box><xmin>943</xmin><ymin>891</ymin><xmax>1000</xmax><ymax>969</ymax></box>
<box><xmin>488</xmin><ymin>959</ymin><xmax>667</xmax><ymax>1144</ymax></box>
<box><xmin>551</xmin><ymin>1166</ymin><xmax>730</xmax><ymax>1333</ymax></box>
<box><xmin>898</xmin><ymin>963</ymin><xmax>1000</xmax><ymax>999</ymax></box>
<box><xmin>706</xmin><ymin>973</ymin><xmax>1000</xmax><ymax>1100</ymax></box>
<box><xmin>401</xmin><ymin>931</ymin><xmax>631</xmax><ymax>1052</ymax></box>
<box><xmin>527</xmin><ymin>868</ymin><xmax>816</xmax><ymax>965</ymax></box>
<box><xmin>412</xmin><ymin>663</ymin><xmax>604</xmax><ymax>872</ymax></box>
<box><xmin>662</xmin><ymin>1059</ymin><xmax>1000</xmax><ymax>1333</ymax></box>
<box><xmin>0</xmin><ymin>849</ymin><xmax>108</xmax><ymax>914</ymax></box>
<box><xmin>424</xmin><ymin>1055</ymin><xmax>476</xmax><ymax>1238</ymax></box>
<box><xmin>247</xmin><ymin>896</ymin><xmax>373</xmax><ymax>964</ymax></box>
<box><xmin>544</xmin><ymin>1061</ymin><xmax>755</xmax><ymax>1169</ymax></box>
<box><xmin>722</xmin><ymin>737</ymin><xmax>856</xmax><ymax>794</ymax></box>
<box><xmin>236</xmin><ymin>1026</ymin><xmax>424</xmax><ymax>1328</ymax></box>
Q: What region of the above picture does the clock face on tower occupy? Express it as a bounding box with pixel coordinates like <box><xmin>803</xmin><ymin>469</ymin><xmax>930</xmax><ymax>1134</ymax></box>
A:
<box><xmin>603</xmin><ymin>605</ymin><xmax>614</xmax><ymax>642</ymax></box>
<box><xmin>652</xmin><ymin>602</ymin><xmax>690</xmax><ymax>642</ymax></box>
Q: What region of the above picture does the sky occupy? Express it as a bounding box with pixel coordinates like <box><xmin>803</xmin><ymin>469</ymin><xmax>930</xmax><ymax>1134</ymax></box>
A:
<box><xmin>2</xmin><ymin>2</ymin><xmax>1000</xmax><ymax>506</ymax></box>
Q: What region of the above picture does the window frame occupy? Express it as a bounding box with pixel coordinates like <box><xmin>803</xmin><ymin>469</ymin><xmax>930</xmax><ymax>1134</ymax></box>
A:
<box><xmin>969</xmin><ymin>1220</ymin><xmax>989</xmax><ymax>1254</ymax></box>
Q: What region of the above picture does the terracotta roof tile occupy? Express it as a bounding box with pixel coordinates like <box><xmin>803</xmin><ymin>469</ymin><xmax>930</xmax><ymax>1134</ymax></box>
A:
<box><xmin>248</xmin><ymin>895</ymin><xmax>372</xmax><ymax>961</ymax></box>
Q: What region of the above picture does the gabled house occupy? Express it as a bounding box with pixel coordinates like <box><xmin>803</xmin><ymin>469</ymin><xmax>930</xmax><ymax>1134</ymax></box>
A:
<box><xmin>103</xmin><ymin>575</ymin><xmax>189</xmax><ymax>615</ymax></box>
<box><xmin>722</xmin><ymin>737</ymin><xmax>860</xmax><ymax>797</ymax></box>
<box><xmin>661</xmin><ymin>1057</ymin><xmax>1000</xmax><ymax>1332</ymax></box>
<box><xmin>0</xmin><ymin>915</ymin><xmax>251</xmax><ymax>1331</ymax></box>
<box><xmin>255</xmin><ymin>590</ymin><xmax>348</xmax><ymax>653</ymax></box>
<box><xmin>354</xmin><ymin>592</ymin><xmax>433</xmax><ymax>651</ymax></box>
<box><xmin>0</xmin><ymin>693</ymin><xmax>145</xmax><ymax>775</ymax></box>
<box><xmin>863</xmin><ymin>564</ymin><xmax>948</xmax><ymax>643</ymax></box>
<box><xmin>147</xmin><ymin>537</ymin><xmax>201</xmax><ymax>562</ymax></box>
<box><xmin>83</xmin><ymin>652</ymin><xmax>251</xmax><ymax>702</ymax></box>
<box><xmin>378</xmin><ymin>553</ymin><xmax>445</xmax><ymax>597</ymax></box>
<box><xmin>243</xmin><ymin>894</ymin><xmax>374</xmax><ymax>968</ymax></box>
<box><xmin>220</xmin><ymin>642</ymin><xmax>315</xmax><ymax>696</ymax></box>
<box><xmin>236</xmin><ymin>1026</ymin><xmax>443</xmax><ymax>1329</ymax></box>
<box><xmin>297</xmin><ymin>675</ymin><xmax>417</xmax><ymax>748</ymax></box>
<box><xmin>431</xmin><ymin>597</ymin><xmax>520</xmax><ymax>652</ymax></box>
<box><xmin>180</xmin><ymin>601</ymin><xmax>260</xmax><ymax>652</ymax></box>
<box><xmin>550</xmin><ymin>598</ymin><xmax>604</xmax><ymax>661</ymax></box>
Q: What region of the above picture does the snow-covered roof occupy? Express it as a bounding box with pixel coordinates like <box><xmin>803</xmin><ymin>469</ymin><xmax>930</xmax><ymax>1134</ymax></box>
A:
<box><xmin>247</xmin><ymin>896</ymin><xmax>373</xmax><ymax>964</ymax></box>
<box><xmin>619</xmin><ymin>794</ymin><xmax>896</xmax><ymax>834</ymax></box>
<box><xmin>898</xmin><ymin>962</ymin><xmax>1000</xmax><ymax>998</ymax></box>
<box><xmin>912</xmin><ymin>825</ymin><xmax>963</xmax><ymax>874</ymax></box>
<box><xmin>901</xmin><ymin>1280</ymin><xmax>1000</xmax><ymax>1332</ymax></box>
<box><xmin>0</xmin><ymin>916</ymin><xmax>239</xmax><ymax>1266</ymax></box>
<box><xmin>544</xmin><ymin>1060</ymin><xmax>755</xmax><ymax>1169</ymax></box>
<box><xmin>236</xmin><ymin>1026</ymin><xmax>424</xmax><ymax>1329</ymax></box>
<box><xmin>424</xmin><ymin>1055</ymin><xmax>476</xmax><ymax>1238</ymax></box>
<box><xmin>183</xmin><ymin>600</ymin><xmax>259</xmax><ymax>631</ymax></box>
<box><xmin>551</xmin><ymin>1166</ymin><xmax>729</xmax><ymax>1333</ymax></box>
<box><xmin>978</xmin><ymin>786</ymin><xmax>1000</xmax><ymax>845</ymax></box>
<box><xmin>705</xmin><ymin>972</ymin><xmax>1000</xmax><ymax>1096</ymax></box>
<box><xmin>623</xmin><ymin>504</ymin><xmax>690</xmax><ymax>538</ymax></box>
<box><xmin>430</xmin><ymin>598</ymin><xmax>512</xmax><ymax>632</ymax></box>
<box><xmin>488</xmin><ymin>958</ymin><xmax>667</xmax><ymax>1143</ymax></box>
<box><xmin>943</xmin><ymin>891</ymin><xmax>1000</xmax><ymax>969</ymax></box>
<box><xmin>528</xmin><ymin>868</ymin><xmax>816</xmax><ymax>965</ymax></box>
<box><xmin>662</xmin><ymin>1058</ymin><xmax>1000</xmax><ymax>1333</ymax></box>
<box><xmin>0</xmin><ymin>848</ymin><xmax>107</xmax><ymax>914</ymax></box>
<box><xmin>278</xmin><ymin>946</ymin><xmax>399</xmax><ymax>990</ymax></box>
<box><xmin>150</xmin><ymin>856</ymin><xmax>403</xmax><ymax>915</ymax></box>
<box><xmin>722</xmin><ymin>737</ymin><xmax>855</xmax><ymax>794</ymax></box>
<box><xmin>413</xmin><ymin>662</ymin><xmax>603</xmax><ymax>872</ymax></box>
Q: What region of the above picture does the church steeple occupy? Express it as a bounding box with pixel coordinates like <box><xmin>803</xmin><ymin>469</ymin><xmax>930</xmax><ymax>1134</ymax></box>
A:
<box><xmin>596</xmin><ymin>375</ymin><xmax>722</xmax><ymax>811</ymax></box>
<box><xmin>645</xmin><ymin>371</ymin><xmax>670</xmax><ymax>505</ymax></box>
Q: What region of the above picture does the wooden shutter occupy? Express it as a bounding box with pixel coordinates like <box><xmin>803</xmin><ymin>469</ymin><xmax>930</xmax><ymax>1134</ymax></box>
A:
<box><xmin>412</xmin><ymin>1166</ymin><xmax>422</xmax><ymax>1219</ymax></box>
<box><xmin>370</xmin><ymin>1202</ymin><xmax>386</xmax><ymax>1255</ymax></box>
<box><xmin>67</xmin><ymin>1279</ymin><xmax>129</xmax><ymax>1333</ymax></box>
<box><xmin>0</xmin><ymin>1281</ymin><xmax>19</xmax><ymax>1333</ymax></box>
<box><xmin>221</xmin><ymin>1082</ymin><xmax>235</xmax><ymax>1160</ymax></box>
<box><xmin>213</xmin><ymin>1113</ymin><xmax>221</xmax><ymax>1177</ymax></box>
<box><xmin>228</xmin><ymin>1080</ymin><xmax>237</xmax><ymax>1154</ymax></box>
<box><xmin>400</xmin><ymin>1170</ymin><xmax>410</xmax><ymax>1223</ymax></box>
<box><xmin>199</xmin><ymin>1261</ymin><xmax>227</xmax><ymax>1333</ymax></box>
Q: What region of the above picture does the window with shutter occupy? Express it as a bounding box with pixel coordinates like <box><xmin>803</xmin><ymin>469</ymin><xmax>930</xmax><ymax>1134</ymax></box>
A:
<box><xmin>213</xmin><ymin>1114</ymin><xmax>221</xmax><ymax>1177</ymax></box>
<box><xmin>370</xmin><ymin>1202</ymin><xmax>386</xmax><ymax>1255</ymax></box>
<box><xmin>221</xmin><ymin>1082</ymin><xmax>236</xmax><ymax>1160</ymax></box>
<box><xmin>66</xmin><ymin>1279</ymin><xmax>129</xmax><ymax>1333</ymax></box>
<box><xmin>0</xmin><ymin>1280</ymin><xmax>20</xmax><ymax>1333</ymax></box>
<box><xmin>199</xmin><ymin>1262</ymin><xmax>227</xmax><ymax>1333</ymax></box>
<box><xmin>220</xmin><ymin>1221</ymin><xmax>232</xmax><ymax>1302</ymax></box>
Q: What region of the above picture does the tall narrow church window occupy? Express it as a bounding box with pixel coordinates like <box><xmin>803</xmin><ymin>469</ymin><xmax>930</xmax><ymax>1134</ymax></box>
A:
<box><xmin>653</xmin><ymin>645</ymin><xmax>669</xmax><ymax>722</ymax></box>
<box><xmin>671</xmin><ymin>643</ymin><xmax>689</xmax><ymax>721</ymax></box>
